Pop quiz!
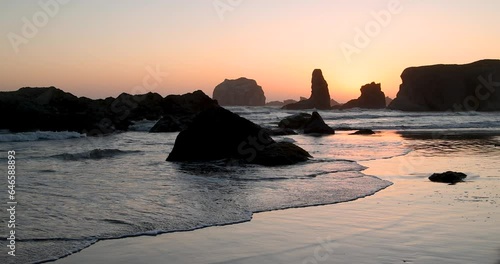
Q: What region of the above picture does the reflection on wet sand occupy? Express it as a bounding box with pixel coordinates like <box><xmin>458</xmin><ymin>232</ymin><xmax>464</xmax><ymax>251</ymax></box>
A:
<box><xmin>398</xmin><ymin>131</ymin><xmax>500</xmax><ymax>157</ymax></box>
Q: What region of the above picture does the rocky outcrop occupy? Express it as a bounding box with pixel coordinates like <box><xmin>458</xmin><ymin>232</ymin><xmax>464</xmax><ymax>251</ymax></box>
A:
<box><xmin>166</xmin><ymin>107</ymin><xmax>311</xmax><ymax>166</ymax></box>
<box><xmin>0</xmin><ymin>87</ymin><xmax>218</xmax><ymax>134</ymax></box>
<box><xmin>282</xmin><ymin>69</ymin><xmax>331</xmax><ymax>110</ymax></box>
<box><xmin>150</xmin><ymin>90</ymin><xmax>219</xmax><ymax>132</ymax></box>
<box><xmin>330</xmin><ymin>98</ymin><xmax>340</xmax><ymax>107</ymax></box>
<box><xmin>278</xmin><ymin>113</ymin><xmax>312</xmax><ymax>129</ymax></box>
<box><xmin>0</xmin><ymin>87</ymin><xmax>115</xmax><ymax>134</ymax></box>
<box><xmin>266</xmin><ymin>99</ymin><xmax>299</xmax><ymax>107</ymax></box>
<box><xmin>213</xmin><ymin>77</ymin><xmax>266</xmax><ymax>106</ymax></box>
<box><xmin>341</xmin><ymin>82</ymin><xmax>386</xmax><ymax>109</ymax></box>
<box><xmin>388</xmin><ymin>60</ymin><xmax>500</xmax><ymax>111</ymax></box>
<box><xmin>277</xmin><ymin>112</ymin><xmax>334</xmax><ymax>135</ymax></box>
<box><xmin>303</xmin><ymin>112</ymin><xmax>335</xmax><ymax>135</ymax></box>
<box><xmin>350</xmin><ymin>129</ymin><xmax>375</xmax><ymax>135</ymax></box>
<box><xmin>266</xmin><ymin>101</ymin><xmax>285</xmax><ymax>107</ymax></box>
<box><xmin>429</xmin><ymin>171</ymin><xmax>467</xmax><ymax>184</ymax></box>
<box><xmin>385</xmin><ymin>96</ymin><xmax>393</xmax><ymax>106</ymax></box>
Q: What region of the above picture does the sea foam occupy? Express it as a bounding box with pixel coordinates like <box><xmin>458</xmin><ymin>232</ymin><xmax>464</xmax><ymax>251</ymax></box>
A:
<box><xmin>0</xmin><ymin>131</ymin><xmax>86</xmax><ymax>142</ymax></box>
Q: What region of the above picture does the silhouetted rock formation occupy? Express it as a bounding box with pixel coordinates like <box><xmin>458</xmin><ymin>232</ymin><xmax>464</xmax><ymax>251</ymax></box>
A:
<box><xmin>385</xmin><ymin>96</ymin><xmax>393</xmax><ymax>106</ymax></box>
<box><xmin>282</xmin><ymin>69</ymin><xmax>331</xmax><ymax>110</ymax></box>
<box><xmin>350</xmin><ymin>129</ymin><xmax>375</xmax><ymax>135</ymax></box>
<box><xmin>0</xmin><ymin>87</ymin><xmax>218</xmax><ymax>134</ymax></box>
<box><xmin>429</xmin><ymin>171</ymin><xmax>467</xmax><ymax>184</ymax></box>
<box><xmin>278</xmin><ymin>113</ymin><xmax>312</xmax><ymax>129</ymax></box>
<box><xmin>265</xmin><ymin>99</ymin><xmax>299</xmax><ymax>107</ymax></box>
<box><xmin>277</xmin><ymin>112</ymin><xmax>335</xmax><ymax>135</ymax></box>
<box><xmin>265</xmin><ymin>101</ymin><xmax>285</xmax><ymax>107</ymax></box>
<box><xmin>388</xmin><ymin>60</ymin><xmax>500</xmax><ymax>111</ymax></box>
<box><xmin>341</xmin><ymin>82</ymin><xmax>386</xmax><ymax>109</ymax></box>
<box><xmin>212</xmin><ymin>77</ymin><xmax>266</xmax><ymax>106</ymax></box>
<box><xmin>150</xmin><ymin>90</ymin><xmax>219</xmax><ymax>132</ymax></box>
<box><xmin>284</xmin><ymin>99</ymin><xmax>298</xmax><ymax>105</ymax></box>
<box><xmin>166</xmin><ymin>107</ymin><xmax>311</xmax><ymax>166</ymax></box>
<box><xmin>330</xmin><ymin>98</ymin><xmax>340</xmax><ymax>107</ymax></box>
<box><xmin>303</xmin><ymin>112</ymin><xmax>335</xmax><ymax>135</ymax></box>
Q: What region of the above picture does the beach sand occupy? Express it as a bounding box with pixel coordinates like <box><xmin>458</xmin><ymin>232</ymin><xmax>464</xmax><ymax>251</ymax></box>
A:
<box><xmin>57</xmin><ymin>137</ymin><xmax>500</xmax><ymax>264</ymax></box>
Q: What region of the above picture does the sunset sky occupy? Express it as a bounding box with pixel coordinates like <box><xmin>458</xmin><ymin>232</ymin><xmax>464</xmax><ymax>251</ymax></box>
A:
<box><xmin>1</xmin><ymin>0</ymin><xmax>499</xmax><ymax>103</ymax></box>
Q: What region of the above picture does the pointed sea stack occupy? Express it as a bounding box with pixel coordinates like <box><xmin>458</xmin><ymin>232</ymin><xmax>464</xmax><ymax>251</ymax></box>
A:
<box><xmin>282</xmin><ymin>69</ymin><xmax>331</xmax><ymax>110</ymax></box>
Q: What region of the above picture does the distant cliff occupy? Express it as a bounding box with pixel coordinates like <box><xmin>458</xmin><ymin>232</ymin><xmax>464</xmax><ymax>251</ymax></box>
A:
<box><xmin>213</xmin><ymin>78</ymin><xmax>266</xmax><ymax>106</ymax></box>
<box><xmin>388</xmin><ymin>60</ymin><xmax>500</xmax><ymax>111</ymax></box>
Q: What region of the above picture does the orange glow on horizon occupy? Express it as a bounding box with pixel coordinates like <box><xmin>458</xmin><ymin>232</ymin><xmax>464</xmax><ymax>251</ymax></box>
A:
<box><xmin>1</xmin><ymin>1</ymin><xmax>499</xmax><ymax>103</ymax></box>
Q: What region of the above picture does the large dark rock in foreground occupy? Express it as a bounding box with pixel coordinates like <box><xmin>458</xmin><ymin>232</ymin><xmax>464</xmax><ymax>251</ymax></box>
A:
<box><xmin>167</xmin><ymin>107</ymin><xmax>311</xmax><ymax>166</ymax></box>
<box><xmin>282</xmin><ymin>69</ymin><xmax>331</xmax><ymax>110</ymax></box>
<box><xmin>150</xmin><ymin>90</ymin><xmax>219</xmax><ymax>132</ymax></box>
<box><xmin>0</xmin><ymin>87</ymin><xmax>218</xmax><ymax>134</ymax></box>
<box><xmin>341</xmin><ymin>82</ymin><xmax>386</xmax><ymax>109</ymax></box>
<box><xmin>388</xmin><ymin>60</ymin><xmax>500</xmax><ymax>111</ymax></box>
<box><xmin>429</xmin><ymin>171</ymin><xmax>467</xmax><ymax>184</ymax></box>
<box><xmin>213</xmin><ymin>77</ymin><xmax>266</xmax><ymax>106</ymax></box>
<box><xmin>303</xmin><ymin>112</ymin><xmax>335</xmax><ymax>135</ymax></box>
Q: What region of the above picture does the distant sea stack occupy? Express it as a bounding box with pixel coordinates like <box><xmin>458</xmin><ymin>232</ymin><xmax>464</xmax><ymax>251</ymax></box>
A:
<box><xmin>341</xmin><ymin>82</ymin><xmax>386</xmax><ymax>109</ymax></box>
<box><xmin>388</xmin><ymin>59</ymin><xmax>500</xmax><ymax>111</ymax></box>
<box><xmin>212</xmin><ymin>77</ymin><xmax>266</xmax><ymax>106</ymax></box>
<box><xmin>282</xmin><ymin>69</ymin><xmax>331</xmax><ymax>110</ymax></box>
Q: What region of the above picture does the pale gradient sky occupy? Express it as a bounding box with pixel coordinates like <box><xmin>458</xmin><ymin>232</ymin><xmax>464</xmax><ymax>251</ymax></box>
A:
<box><xmin>1</xmin><ymin>0</ymin><xmax>499</xmax><ymax>102</ymax></box>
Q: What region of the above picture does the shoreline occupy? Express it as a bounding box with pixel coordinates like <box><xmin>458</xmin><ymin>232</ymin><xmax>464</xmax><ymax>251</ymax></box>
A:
<box><xmin>56</xmin><ymin>142</ymin><xmax>500</xmax><ymax>264</ymax></box>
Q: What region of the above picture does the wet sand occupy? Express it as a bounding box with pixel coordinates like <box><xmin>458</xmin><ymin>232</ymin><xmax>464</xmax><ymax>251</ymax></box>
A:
<box><xmin>57</xmin><ymin>136</ymin><xmax>500</xmax><ymax>264</ymax></box>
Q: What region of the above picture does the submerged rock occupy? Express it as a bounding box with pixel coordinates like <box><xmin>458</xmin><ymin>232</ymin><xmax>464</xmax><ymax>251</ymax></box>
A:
<box><xmin>212</xmin><ymin>77</ymin><xmax>266</xmax><ymax>106</ymax></box>
<box><xmin>429</xmin><ymin>171</ymin><xmax>467</xmax><ymax>184</ymax></box>
<box><xmin>388</xmin><ymin>59</ymin><xmax>500</xmax><ymax>111</ymax></box>
<box><xmin>167</xmin><ymin>107</ymin><xmax>311</xmax><ymax>166</ymax></box>
<box><xmin>350</xmin><ymin>129</ymin><xmax>375</xmax><ymax>135</ymax></box>
<box><xmin>341</xmin><ymin>82</ymin><xmax>386</xmax><ymax>109</ymax></box>
<box><xmin>303</xmin><ymin>112</ymin><xmax>335</xmax><ymax>135</ymax></box>
<box><xmin>282</xmin><ymin>69</ymin><xmax>331</xmax><ymax>110</ymax></box>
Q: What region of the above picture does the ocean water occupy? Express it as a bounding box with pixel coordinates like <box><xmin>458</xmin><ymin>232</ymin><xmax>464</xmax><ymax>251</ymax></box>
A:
<box><xmin>1</xmin><ymin>108</ymin><xmax>500</xmax><ymax>264</ymax></box>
